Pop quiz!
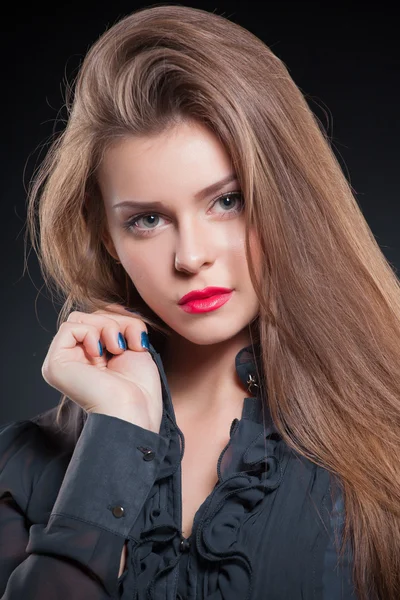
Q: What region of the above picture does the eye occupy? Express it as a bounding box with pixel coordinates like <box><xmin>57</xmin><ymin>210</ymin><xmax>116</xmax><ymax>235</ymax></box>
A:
<box><xmin>213</xmin><ymin>191</ymin><xmax>244</xmax><ymax>215</ymax></box>
<box><xmin>123</xmin><ymin>190</ymin><xmax>244</xmax><ymax>237</ymax></box>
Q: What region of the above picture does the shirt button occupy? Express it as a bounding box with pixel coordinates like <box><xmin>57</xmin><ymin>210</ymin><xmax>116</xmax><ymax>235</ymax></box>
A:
<box><xmin>179</xmin><ymin>537</ymin><xmax>191</xmax><ymax>552</ymax></box>
<box><xmin>142</xmin><ymin>449</ymin><xmax>155</xmax><ymax>461</ymax></box>
<box><xmin>137</xmin><ymin>446</ymin><xmax>156</xmax><ymax>461</ymax></box>
<box><xmin>111</xmin><ymin>506</ymin><xmax>125</xmax><ymax>518</ymax></box>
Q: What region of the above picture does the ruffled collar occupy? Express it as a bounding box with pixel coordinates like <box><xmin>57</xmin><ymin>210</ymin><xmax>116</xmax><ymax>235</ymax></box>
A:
<box><xmin>129</xmin><ymin>341</ymin><xmax>287</xmax><ymax>600</ymax></box>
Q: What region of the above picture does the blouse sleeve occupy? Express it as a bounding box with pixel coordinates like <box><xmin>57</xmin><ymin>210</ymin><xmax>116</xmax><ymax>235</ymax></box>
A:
<box><xmin>0</xmin><ymin>413</ymin><xmax>169</xmax><ymax>599</ymax></box>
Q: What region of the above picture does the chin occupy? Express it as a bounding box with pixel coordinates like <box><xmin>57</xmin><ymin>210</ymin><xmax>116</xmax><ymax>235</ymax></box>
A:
<box><xmin>164</xmin><ymin>316</ymin><xmax>254</xmax><ymax>347</ymax></box>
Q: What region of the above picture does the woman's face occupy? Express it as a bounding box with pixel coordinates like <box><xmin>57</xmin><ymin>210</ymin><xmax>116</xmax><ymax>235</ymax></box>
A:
<box><xmin>99</xmin><ymin>120</ymin><xmax>260</xmax><ymax>346</ymax></box>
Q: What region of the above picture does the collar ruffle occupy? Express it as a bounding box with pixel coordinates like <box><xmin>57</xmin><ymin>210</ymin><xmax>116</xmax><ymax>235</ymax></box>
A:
<box><xmin>126</xmin><ymin>341</ymin><xmax>287</xmax><ymax>600</ymax></box>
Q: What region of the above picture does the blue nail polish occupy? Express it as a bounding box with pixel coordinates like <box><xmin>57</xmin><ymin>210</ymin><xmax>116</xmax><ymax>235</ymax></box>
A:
<box><xmin>141</xmin><ymin>331</ymin><xmax>150</xmax><ymax>350</ymax></box>
<box><xmin>98</xmin><ymin>340</ymin><xmax>103</xmax><ymax>356</ymax></box>
<box><xmin>118</xmin><ymin>332</ymin><xmax>127</xmax><ymax>350</ymax></box>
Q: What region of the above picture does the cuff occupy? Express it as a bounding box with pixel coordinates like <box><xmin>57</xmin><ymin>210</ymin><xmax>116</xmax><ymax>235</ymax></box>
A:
<box><xmin>50</xmin><ymin>412</ymin><xmax>169</xmax><ymax>537</ymax></box>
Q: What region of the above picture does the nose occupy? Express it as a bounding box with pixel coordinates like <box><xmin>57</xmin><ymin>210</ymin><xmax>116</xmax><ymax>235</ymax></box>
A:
<box><xmin>174</xmin><ymin>218</ymin><xmax>214</xmax><ymax>274</ymax></box>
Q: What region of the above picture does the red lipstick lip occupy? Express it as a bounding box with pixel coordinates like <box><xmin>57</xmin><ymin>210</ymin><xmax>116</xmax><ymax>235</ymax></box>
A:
<box><xmin>178</xmin><ymin>286</ymin><xmax>233</xmax><ymax>305</ymax></box>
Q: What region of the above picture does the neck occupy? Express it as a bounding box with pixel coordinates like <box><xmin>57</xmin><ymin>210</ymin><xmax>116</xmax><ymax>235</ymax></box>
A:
<box><xmin>161</xmin><ymin>329</ymin><xmax>253</xmax><ymax>420</ymax></box>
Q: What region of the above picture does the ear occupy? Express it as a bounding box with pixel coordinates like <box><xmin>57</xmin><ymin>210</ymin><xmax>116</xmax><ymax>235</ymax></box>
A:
<box><xmin>101</xmin><ymin>225</ymin><xmax>119</xmax><ymax>262</ymax></box>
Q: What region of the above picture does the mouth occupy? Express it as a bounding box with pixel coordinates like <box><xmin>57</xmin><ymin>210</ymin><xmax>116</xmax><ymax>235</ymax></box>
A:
<box><xmin>178</xmin><ymin>287</ymin><xmax>234</xmax><ymax>314</ymax></box>
<box><xmin>178</xmin><ymin>286</ymin><xmax>233</xmax><ymax>305</ymax></box>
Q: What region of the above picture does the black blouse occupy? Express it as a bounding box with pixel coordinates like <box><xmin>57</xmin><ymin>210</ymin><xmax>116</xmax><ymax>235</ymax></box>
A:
<box><xmin>0</xmin><ymin>340</ymin><xmax>357</xmax><ymax>599</ymax></box>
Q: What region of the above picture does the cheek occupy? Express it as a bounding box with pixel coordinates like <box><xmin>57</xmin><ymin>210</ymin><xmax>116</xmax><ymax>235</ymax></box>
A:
<box><xmin>124</xmin><ymin>255</ymin><xmax>164</xmax><ymax>293</ymax></box>
<box><xmin>224</xmin><ymin>222</ymin><xmax>247</xmax><ymax>258</ymax></box>
<box><xmin>227</xmin><ymin>227</ymin><xmax>261</xmax><ymax>276</ymax></box>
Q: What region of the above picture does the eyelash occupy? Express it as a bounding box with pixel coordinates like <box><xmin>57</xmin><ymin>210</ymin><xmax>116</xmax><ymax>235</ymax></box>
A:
<box><xmin>122</xmin><ymin>191</ymin><xmax>245</xmax><ymax>237</ymax></box>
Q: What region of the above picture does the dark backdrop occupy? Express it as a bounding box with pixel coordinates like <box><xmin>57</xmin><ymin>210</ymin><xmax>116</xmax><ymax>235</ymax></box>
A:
<box><xmin>2</xmin><ymin>2</ymin><xmax>399</xmax><ymax>423</ymax></box>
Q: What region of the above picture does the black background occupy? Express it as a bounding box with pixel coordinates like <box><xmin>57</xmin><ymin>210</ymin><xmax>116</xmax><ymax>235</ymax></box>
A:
<box><xmin>2</xmin><ymin>2</ymin><xmax>399</xmax><ymax>423</ymax></box>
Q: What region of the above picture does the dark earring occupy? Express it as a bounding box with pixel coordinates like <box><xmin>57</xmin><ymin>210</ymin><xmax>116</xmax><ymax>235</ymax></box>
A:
<box><xmin>247</xmin><ymin>374</ymin><xmax>259</xmax><ymax>395</ymax></box>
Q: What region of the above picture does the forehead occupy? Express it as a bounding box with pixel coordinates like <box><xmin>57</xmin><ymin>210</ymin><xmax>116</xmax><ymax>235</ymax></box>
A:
<box><xmin>98</xmin><ymin>121</ymin><xmax>234</xmax><ymax>199</ymax></box>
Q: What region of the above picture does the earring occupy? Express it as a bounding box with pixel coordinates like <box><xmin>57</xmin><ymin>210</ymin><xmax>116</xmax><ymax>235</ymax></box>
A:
<box><xmin>246</xmin><ymin>374</ymin><xmax>259</xmax><ymax>395</ymax></box>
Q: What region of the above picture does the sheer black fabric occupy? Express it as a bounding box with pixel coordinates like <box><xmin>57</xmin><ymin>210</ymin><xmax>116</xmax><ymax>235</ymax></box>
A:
<box><xmin>0</xmin><ymin>341</ymin><xmax>356</xmax><ymax>599</ymax></box>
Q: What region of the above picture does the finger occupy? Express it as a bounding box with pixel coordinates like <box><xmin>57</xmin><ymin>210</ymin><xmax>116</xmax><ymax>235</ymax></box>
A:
<box><xmin>123</xmin><ymin>321</ymin><xmax>149</xmax><ymax>352</ymax></box>
<box><xmin>96</xmin><ymin>308</ymin><xmax>150</xmax><ymax>352</ymax></box>
<box><xmin>58</xmin><ymin>321</ymin><xmax>127</xmax><ymax>359</ymax></box>
<box><xmin>66</xmin><ymin>311</ymin><xmax>148</xmax><ymax>353</ymax></box>
<box><xmin>66</xmin><ymin>313</ymin><xmax>124</xmax><ymax>355</ymax></box>
<box><xmin>49</xmin><ymin>322</ymin><xmax>104</xmax><ymax>362</ymax></box>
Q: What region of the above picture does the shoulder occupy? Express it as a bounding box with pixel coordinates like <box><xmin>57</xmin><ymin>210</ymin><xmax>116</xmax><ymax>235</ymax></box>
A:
<box><xmin>0</xmin><ymin>401</ymin><xmax>86</xmax><ymax>520</ymax></box>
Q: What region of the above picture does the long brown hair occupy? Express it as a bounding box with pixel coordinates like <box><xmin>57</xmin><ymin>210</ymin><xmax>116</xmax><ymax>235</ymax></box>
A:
<box><xmin>25</xmin><ymin>5</ymin><xmax>400</xmax><ymax>598</ymax></box>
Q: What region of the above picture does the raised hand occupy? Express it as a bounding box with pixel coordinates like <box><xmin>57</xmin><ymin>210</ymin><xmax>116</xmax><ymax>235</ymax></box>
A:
<box><xmin>41</xmin><ymin>304</ymin><xmax>164</xmax><ymax>433</ymax></box>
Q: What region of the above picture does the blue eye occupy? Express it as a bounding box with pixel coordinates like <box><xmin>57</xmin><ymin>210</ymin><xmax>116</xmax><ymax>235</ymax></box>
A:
<box><xmin>215</xmin><ymin>192</ymin><xmax>244</xmax><ymax>213</ymax></box>
<box><xmin>124</xmin><ymin>190</ymin><xmax>244</xmax><ymax>236</ymax></box>
<box><xmin>136</xmin><ymin>214</ymin><xmax>160</xmax><ymax>228</ymax></box>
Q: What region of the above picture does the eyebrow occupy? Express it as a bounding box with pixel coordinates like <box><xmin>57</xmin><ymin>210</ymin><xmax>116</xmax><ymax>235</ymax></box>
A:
<box><xmin>112</xmin><ymin>172</ymin><xmax>238</xmax><ymax>211</ymax></box>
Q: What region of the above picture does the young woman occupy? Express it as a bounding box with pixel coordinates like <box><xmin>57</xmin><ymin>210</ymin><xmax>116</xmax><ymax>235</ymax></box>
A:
<box><xmin>1</xmin><ymin>5</ymin><xmax>399</xmax><ymax>599</ymax></box>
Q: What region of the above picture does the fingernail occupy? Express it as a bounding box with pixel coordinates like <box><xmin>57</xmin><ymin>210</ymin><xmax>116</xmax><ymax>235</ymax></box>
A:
<box><xmin>98</xmin><ymin>340</ymin><xmax>103</xmax><ymax>356</ymax></box>
<box><xmin>141</xmin><ymin>331</ymin><xmax>150</xmax><ymax>350</ymax></box>
<box><xmin>118</xmin><ymin>332</ymin><xmax>127</xmax><ymax>350</ymax></box>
